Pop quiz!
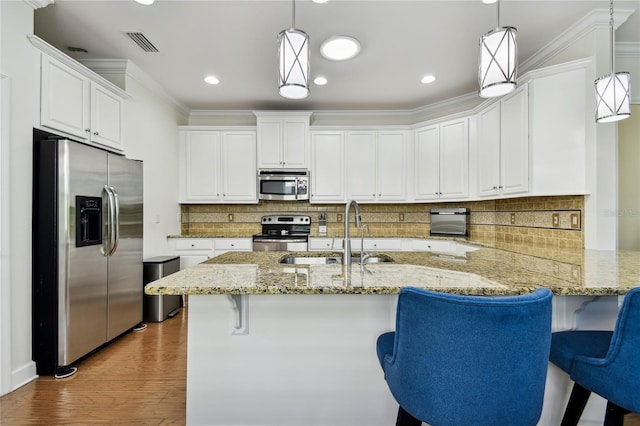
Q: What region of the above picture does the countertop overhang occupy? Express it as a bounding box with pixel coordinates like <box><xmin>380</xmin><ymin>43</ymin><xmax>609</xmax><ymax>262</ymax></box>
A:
<box><xmin>144</xmin><ymin>247</ymin><xmax>639</xmax><ymax>296</ymax></box>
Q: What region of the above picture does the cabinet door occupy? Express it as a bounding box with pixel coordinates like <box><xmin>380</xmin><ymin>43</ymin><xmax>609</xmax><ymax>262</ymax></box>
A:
<box><xmin>222</xmin><ymin>132</ymin><xmax>257</xmax><ymax>202</ymax></box>
<box><xmin>311</xmin><ymin>131</ymin><xmax>345</xmax><ymax>202</ymax></box>
<box><xmin>282</xmin><ymin>118</ymin><xmax>308</xmax><ymax>168</ymax></box>
<box><xmin>90</xmin><ymin>84</ymin><xmax>123</xmax><ymax>152</ymax></box>
<box><xmin>414</xmin><ymin>125</ymin><xmax>440</xmax><ymax>200</ymax></box>
<box><xmin>180</xmin><ymin>132</ymin><xmax>221</xmax><ymax>202</ymax></box>
<box><xmin>40</xmin><ymin>54</ymin><xmax>90</xmax><ymax>140</ymax></box>
<box><xmin>439</xmin><ymin>119</ymin><xmax>468</xmax><ymax>199</ymax></box>
<box><xmin>347</xmin><ymin>131</ymin><xmax>377</xmax><ymax>201</ymax></box>
<box><xmin>377</xmin><ymin>131</ymin><xmax>407</xmax><ymax>201</ymax></box>
<box><xmin>257</xmin><ymin>119</ymin><xmax>283</xmax><ymax>168</ymax></box>
<box><xmin>476</xmin><ymin>102</ymin><xmax>501</xmax><ymax>197</ymax></box>
<box><xmin>500</xmin><ymin>85</ymin><xmax>529</xmax><ymax>194</ymax></box>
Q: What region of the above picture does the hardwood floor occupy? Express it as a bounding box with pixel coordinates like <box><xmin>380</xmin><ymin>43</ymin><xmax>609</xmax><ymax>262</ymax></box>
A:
<box><xmin>0</xmin><ymin>309</ymin><xmax>187</xmax><ymax>425</ymax></box>
<box><xmin>1</xmin><ymin>306</ymin><xmax>639</xmax><ymax>425</ymax></box>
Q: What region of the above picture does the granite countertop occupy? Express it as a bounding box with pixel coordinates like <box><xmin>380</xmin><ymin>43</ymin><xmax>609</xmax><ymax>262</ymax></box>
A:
<box><xmin>144</xmin><ymin>246</ymin><xmax>640</xmax><ymax>296</ymax></box>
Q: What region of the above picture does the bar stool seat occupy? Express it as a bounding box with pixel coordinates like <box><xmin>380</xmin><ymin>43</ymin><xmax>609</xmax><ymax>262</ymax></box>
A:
<box><xmin>376</xmin><ymin>287</ymin><xmax>553</xmax><ymax>426</ymax></box>
<box><xmin>549</xmin><ymin>287</ymin><xmax>640</xmax><ymax>426</ymax></box>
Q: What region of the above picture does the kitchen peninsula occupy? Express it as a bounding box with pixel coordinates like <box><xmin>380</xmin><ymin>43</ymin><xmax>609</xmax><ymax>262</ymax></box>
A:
<box><xmin>146</xmin><ymin>244</ymin><xmax>639</xmax><ymax>426</ymax></box>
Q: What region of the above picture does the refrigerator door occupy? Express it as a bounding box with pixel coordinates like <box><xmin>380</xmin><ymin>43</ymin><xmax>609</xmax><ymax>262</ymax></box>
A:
<box><xmin>106</xmin><ymin>154</ymin><xmax>143</xmax><ymax>340</ymax></box>
<box><xmin>59</xmin><ymin>140</ymin><xmax>109</xmax><ymax>366</ymax></box>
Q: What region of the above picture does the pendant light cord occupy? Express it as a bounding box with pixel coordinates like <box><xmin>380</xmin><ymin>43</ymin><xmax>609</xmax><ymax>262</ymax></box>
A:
<box><xmin>292</xmin><ymin>0</ymin><xmax>296</xmax><ymax>29</ymax></box>
<box><xmin>609</xmin><ymin>0</ymin><xmax>614</xmax><ymax>75</ymax></box>
<box><xmin>496</xmin><ymin>0</ymin><xmax>501</xmax><ymax>28</ymax></box>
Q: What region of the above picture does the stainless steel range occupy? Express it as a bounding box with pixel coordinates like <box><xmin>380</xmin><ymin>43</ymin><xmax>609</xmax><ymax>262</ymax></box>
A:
<box><xmin>252</xmin><ymin>215</ymin><xmax>311</xmax><ymax>251</ymax></box>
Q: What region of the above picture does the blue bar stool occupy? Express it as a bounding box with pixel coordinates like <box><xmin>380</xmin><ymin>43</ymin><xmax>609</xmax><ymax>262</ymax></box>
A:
<box><xmin>550</xmin><ymin>287</ymin><xmax>640</xmax><ymax>426</ymax></box>
<box><xmin>376</xmin><ymin>287</ymin><xmax>553</xmax><ymax>426</ymax></box>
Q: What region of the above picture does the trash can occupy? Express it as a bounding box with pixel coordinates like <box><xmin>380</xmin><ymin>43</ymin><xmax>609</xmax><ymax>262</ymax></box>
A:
<box><xmin>143</xmin><ymin>256</ymin><xmax>181</xmax><ymax>322</ymax></box>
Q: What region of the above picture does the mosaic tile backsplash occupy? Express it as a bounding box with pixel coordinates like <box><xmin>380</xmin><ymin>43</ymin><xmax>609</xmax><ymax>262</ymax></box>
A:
<box><xmin>180</xmin><ymin>195</ymin><xmax>584</xmax><ymax>255</ymax></box>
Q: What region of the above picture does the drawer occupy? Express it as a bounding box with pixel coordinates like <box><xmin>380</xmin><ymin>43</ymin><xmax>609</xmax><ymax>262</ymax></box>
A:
<box><xmin>174</xmin><ymin>239</ymin><xmax>214</xmax><ymax>251</ymax></box>
<box><xmin>215</xmin><ymin>238</ymin><xmax>251</xmax><ymax>251</ymax></box>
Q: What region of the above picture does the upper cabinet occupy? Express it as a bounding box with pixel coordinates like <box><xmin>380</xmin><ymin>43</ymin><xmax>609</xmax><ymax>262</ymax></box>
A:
<box><xmin>255</xmin><ymin>112</ymin><xmax>312</xmax><ymax>169</ymax></box>
<box><xmin>310</xmin><ymin>131</ymin><xmax>346</xmax><ymax>203</ymax></box>
<box><xmin>476</xmin><ymin>84</ymin><xmax>529</xmax><ymax>197</ymax></box>
<box><xmin>347</xmin><ymin>130</ymin><xmax>409</xmax><ymax>202</ymax></box>
<box><xmin>414</xmin><ymin>118</ymin><xmax>469</xmax><ymax>201</ymax></box>
<box><xmin>32</xmin><ymin>36</ymin><xmax>127</xmax><ymax>153</ymax></box>
<box><xmin>179</xmin><ymin>128</ymin><xmax>257</xmax><ymax>204</ymax></box>
<box><xmin>528</xmin><ymin>65</ymin><xmax>587</xmax><ymax>196</ymax></box>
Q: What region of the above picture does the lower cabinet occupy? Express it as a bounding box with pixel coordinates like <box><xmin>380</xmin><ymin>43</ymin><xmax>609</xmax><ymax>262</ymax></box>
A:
<box><xmin>169</xmin><ymin>238</ymin><xmax>252</xmax><ymax>269</ymax></box>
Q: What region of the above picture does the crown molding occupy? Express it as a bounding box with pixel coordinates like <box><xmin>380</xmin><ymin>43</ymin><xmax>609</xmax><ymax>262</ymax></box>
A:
<box><xmin>616</xmin><ymin>42</ymin><xmax>640</xmax><ymax>58</ymax></box>
<box><xmin>80</xmin><ymin>59</ymin><xmax>190</xmax><ymax>117</ymax></box>
<box><xmin>23</xmin><ymin>0</ymin><xmax>53</xmax><ymax>10</ymax></box>
<box><xmin>520</xmin><ymin>8</ymin><xmax>635</xmax><ymax>74</ymax></box>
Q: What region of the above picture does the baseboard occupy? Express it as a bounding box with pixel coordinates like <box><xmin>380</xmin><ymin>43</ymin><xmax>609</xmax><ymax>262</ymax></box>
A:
<box><xmin>11</xmin><ymin>361</ymin><xmax>37</xmax><ymax>392</ymax></box>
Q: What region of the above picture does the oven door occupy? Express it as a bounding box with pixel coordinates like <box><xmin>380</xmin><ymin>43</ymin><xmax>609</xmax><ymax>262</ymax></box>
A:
<box><xmin>252</xmin><ymin>237</ymin><xmax>308</xmax><ymax>252</ymax></box>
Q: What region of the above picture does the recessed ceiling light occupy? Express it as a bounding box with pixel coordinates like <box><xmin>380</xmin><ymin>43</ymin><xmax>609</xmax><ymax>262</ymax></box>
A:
<box><xmin>421</xmin><ymin>75</ymin><xmax>436</xmax><ymax>84</ymax></box>
<box><xmin>314</xmin><ymin>76</ymin><xmax>328</xmax><ymax>86</ymax></box>
<box><xmin>204</xmin><ymin>75</ymin><xmax>220</xmax><ymax>85</ymax></box>
<box><xmin>312</xmin><ymin>0</ymin><xmax>329</xmax><ymax>3</ymax></box>
<box><xmin>481</xmin><ymin>0</ymin><xmax>497</xmax><ymax>3</ymax></box>
<box><xmin>320</xmin><ymin>36</ymin><xmax>361</xmax><ymax>61</ymax></box>
<box><xmin>134</xmin><ymin>0</ymin><xmax>155</xmax><ymax>5</ymax></box>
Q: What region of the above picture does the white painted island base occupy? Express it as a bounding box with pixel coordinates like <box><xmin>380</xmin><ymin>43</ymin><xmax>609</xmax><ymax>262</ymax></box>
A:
<box><xmin>186</xmin><ymin>294</ymin><xmax>621</xmax><ymax>426</ymax></box>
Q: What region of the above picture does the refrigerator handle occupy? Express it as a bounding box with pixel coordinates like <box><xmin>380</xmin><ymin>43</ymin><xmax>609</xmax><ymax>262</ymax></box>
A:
<box><xmin>111</xmin><ymin>188</ymin><xmax>120</xmax><ymax>255</ymax></box>
<box><xmin>101</xmin><ymin>185</ymin><xmax>117</xmax><ymax>256</ymax></box>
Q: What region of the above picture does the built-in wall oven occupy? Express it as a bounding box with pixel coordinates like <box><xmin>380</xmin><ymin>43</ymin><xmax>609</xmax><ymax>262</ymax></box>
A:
<box><xmin>257</xmin><ymin>169</ymin><xmax>309</xmax><ymax>201</ymax></box>
<box><xmin>252</xmin><ymin>215</ymin><xmax>311</xmax><ymax>251</ymax></box>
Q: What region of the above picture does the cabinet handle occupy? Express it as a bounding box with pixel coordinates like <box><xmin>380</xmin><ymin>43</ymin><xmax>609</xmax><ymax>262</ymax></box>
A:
<box><xmin>493</xmin><ymin>186</ymin><xmax>498</xmax><ymax>190</ymax></box>
<box><xmin>499</xmin><ymin>186</ymin><xmax>503</xmax><ymax>189</ymax></box>
<box><xmin>85</xmin><ymin>128</ymin><xmax>91</xmax><ymax>133</ymax></box>
<box><xmin>93</xmin><ymin>132</ymin><xmax>99</xmax><ymax>136</ymax></box>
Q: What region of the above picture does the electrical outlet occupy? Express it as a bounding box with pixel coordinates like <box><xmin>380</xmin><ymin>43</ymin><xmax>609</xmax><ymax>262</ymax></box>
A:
<box><xmin>228</xmin><ymin>213</ymin><xmax>234</xmax><ymax>222</ymax></box>
<box><xmin>552</xmin><ymin>213</ymin><xmax>560</xmax><ymax>227</ymax></box>
<box><xmin>510</xmin><ymin>213</ymin><xmax>516</xmax><ymax>225</ymax></box>
<box><xmin>399</xmin><ymin>213</ymin><xmax>405</xmax><ymax>222</ymax></box>
<box><xmin>337</xmin><ymin>213</ymin><xmax>343</xmax><ymax>222</ymax></box>
<box><xmin>570</xmin><ymin>213</ymin><xmax>580</xmax><ymax>229</ymax></box>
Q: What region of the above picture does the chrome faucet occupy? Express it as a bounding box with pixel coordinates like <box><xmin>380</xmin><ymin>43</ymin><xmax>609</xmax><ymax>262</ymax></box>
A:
<box><xmin>343</xmin><ymin>199</ymin><xmax>361</xmax><ymax>266</ymax></box>
<box><xmin>359</xmin><ymin>224</ymin><xmax>372</xmax><ymax>270</ymax></box>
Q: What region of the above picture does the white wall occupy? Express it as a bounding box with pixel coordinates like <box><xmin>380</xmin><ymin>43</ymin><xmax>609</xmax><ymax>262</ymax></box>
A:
<box><xmin>0</xmin><ymin>0</ymin><xmax>38</xmax><ymax>394</ymax></box>
<box><xmin>118</xmin><ymin>62</ymin><xmax>187</xmax><ymax>257</ymax></box>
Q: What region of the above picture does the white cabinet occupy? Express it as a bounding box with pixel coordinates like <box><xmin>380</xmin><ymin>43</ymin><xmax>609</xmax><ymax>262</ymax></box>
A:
<box><xmin>255</xmin><ymin>112</ymin><xmax>312</xmax><ymax>169</ymax></box>
<box><xmin>529</xmin><ymin>65</ymin><xmax>587</xmax><ymax>195</ymax></box>
<box><xmin>477</xmin><ymin>84</ymin><xmax>529</xmax><ymax>197</ymax></box>
<box><xmin>169</xmin><ymin>238</ymin><xmax>216</xmax><ymax>270</ymax></box>
<box><xmin>35</xmin><ymin>39</ymin><xmax>127</xmax><ymax>153</ymax></box>
<box><xmin>414</xmin><ymin>118</ymin><xmax>469</xmax><ymax>200</ymax></box>
<box><xmin>310</xmin><ymin>131</ymin><xmax>346</xmax><ymax>203</ymax></box>
<box><xmin>178</xmin><ymin>128</ymin><xmax>257</xmax><ymax>203</ymax></box>
<box><xmin>169</xmin><ymin>238</ymin><xmax>252</xmax><ymax>269</ymax></box>
<box><xmin>347</xmin><ymin>130</ymin><xmax>408</xmax><ymax>202</ymax></box>
<box><xmin>213</xmin><ymin>238</ymin><xmax>252</xmax><ymax>256</ymax></box>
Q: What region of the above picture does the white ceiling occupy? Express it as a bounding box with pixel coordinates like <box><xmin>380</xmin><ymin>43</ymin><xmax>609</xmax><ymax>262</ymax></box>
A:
<box><xmin>34</xmin><ymin>0</ymin><xmax>640</xmax><ymax>112</ymax></box>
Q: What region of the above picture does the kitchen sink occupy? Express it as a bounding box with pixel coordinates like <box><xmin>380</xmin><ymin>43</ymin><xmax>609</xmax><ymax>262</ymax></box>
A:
<box><xmin>279</xmin><ymin>254</ymin><xmax>394</xmax><ymax>265</ymax></box>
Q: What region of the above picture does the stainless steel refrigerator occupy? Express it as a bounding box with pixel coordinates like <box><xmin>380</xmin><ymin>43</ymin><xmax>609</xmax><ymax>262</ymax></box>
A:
<box><xmin>32</xmin><ymin>134</ymin><xmax>143</xmax><ymax>377</ymax></box>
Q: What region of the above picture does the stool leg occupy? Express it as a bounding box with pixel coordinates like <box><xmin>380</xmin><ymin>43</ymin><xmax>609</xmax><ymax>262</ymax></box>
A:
<box><xmin>603</xmin><ymin>401</ymin><xmax>630</xmax><ymax>426</ymax></box>
<box><xmin>560</xmin><ymin>383</ymin><xmax>591</xmax><ymax>426</ymax></box>
<box><xmin>396</xmin><ymin>406</ymin><xmax>422</xmax><ymax>426</ymax></box>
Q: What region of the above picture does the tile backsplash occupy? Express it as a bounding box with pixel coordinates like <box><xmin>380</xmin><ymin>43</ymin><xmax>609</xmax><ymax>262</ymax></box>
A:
<box><xmin>180</xmin><ymin>195</ymin><xmax>584</xmax><ymax>255</ymax></box>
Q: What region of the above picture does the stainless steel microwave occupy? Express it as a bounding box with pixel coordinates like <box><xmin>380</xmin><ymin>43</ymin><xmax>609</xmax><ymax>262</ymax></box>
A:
<box><xmin>258</xmin><ymin>170</ymin><xmax>310</xmax><ymax>201</ymax></box>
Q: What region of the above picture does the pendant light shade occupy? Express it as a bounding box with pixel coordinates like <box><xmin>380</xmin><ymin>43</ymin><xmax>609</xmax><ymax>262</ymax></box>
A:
<box><xmin>595</xmin><ymin>0</ymin><xmax>631</xmax><ymax>123</ymax></box>
<box><xmin>278</xmin><ymin>28</ymin><xmax>309</xmax><ymax>99</ymax></box>
<box><xmin>479</xmin><ymin>26</ymin><xmax>517</xmax><ymax>98</ymax></box>
<box><xmin>278</xmin><ymin>0</ymin><xmax>309</xmax><ymax>100</ymax></box>
<box><xmin>595</xmin><ymin>72</ymin><xmax>631</xmax><ymax>122</ymax></box>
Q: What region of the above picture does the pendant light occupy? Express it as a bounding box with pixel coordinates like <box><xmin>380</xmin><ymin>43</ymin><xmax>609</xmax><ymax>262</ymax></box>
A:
<box><xmin>595</xmin><ymin>0</ymin><xmax>631</xmax><ymax>123</ymax></box>
<box><xmin>478</xmin><ymin>0</ymin><xmax>517</xmax><ymax>98</ymax></box>
<box><xmin>278</xmin><ymin>0</ymin><xmax>310</xmax><ymax>99</ymax></box>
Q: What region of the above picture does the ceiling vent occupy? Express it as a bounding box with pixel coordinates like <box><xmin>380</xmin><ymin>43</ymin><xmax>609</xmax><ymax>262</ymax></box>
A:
<box><xmin>123</xmin><ymin>31</ymin><xmax>159</xmax><ymax>52</ymax></box>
